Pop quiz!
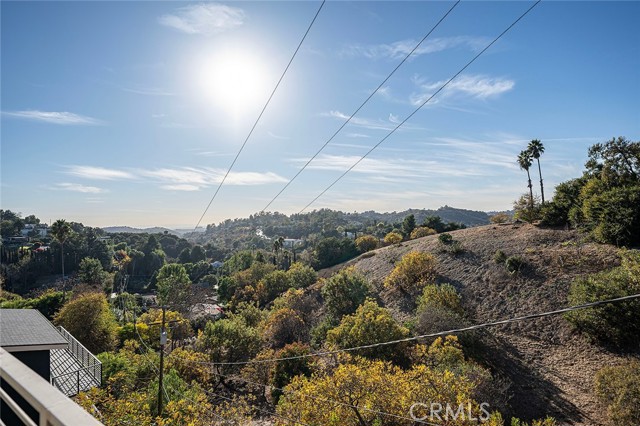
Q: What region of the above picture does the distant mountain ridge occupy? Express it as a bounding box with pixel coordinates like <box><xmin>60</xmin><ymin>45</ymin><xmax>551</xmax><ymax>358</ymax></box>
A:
<box><xmin>102</xmin><ymin>207</ymin><xmax>490</xmax><ymax>238</ymax></box>
<box><xmin>352</xmin><ymin>206</ymin><xmax>490</xmax><ymax>227</ymax></box>
<box><xmin>102</xmin><ymin>226</ymin><xmax>179</xmax><ymax>235</ymax></box>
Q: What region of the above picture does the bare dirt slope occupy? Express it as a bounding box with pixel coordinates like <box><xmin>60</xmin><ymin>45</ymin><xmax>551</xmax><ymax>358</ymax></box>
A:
<box><xmin>320</xmin><ymin>223</ymin><xmax>633</xmax><ymax>425</ymax></box>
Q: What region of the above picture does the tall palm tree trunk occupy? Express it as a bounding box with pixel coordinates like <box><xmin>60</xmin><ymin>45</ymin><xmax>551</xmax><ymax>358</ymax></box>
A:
<box><xmin>536</xmin><ymin>158</ymin><xmax>545</xmax><ymax>203</ymax></box>
<box><xmin>526</xmin><ymin>170</ymin><xmax>534</xmax><ymax>209</ymax></box>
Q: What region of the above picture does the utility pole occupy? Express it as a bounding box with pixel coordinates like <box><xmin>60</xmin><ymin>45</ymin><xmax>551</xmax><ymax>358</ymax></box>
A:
<box><xmin>157</xmin><ymin>306</ymin><xmax>167</xmax><ymax>416</ymax></box>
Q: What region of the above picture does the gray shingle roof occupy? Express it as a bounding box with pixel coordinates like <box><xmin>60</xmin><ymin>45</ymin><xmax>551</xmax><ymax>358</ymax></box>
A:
<box><xmin>0</xmin><ymin>309</ymin><xmax>68</xmax><ymax>350</ymax></box>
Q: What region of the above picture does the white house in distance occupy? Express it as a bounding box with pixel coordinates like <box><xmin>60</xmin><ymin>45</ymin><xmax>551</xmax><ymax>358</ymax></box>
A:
<box><xmin>283</xmin><ymin>238</ymin><xmax>303</xmax><ymax>249</ymax></box>
<box><xmin>20</xmin><ymin>224</ymin><xmax>49</xmax><ymax>238</ymax></box>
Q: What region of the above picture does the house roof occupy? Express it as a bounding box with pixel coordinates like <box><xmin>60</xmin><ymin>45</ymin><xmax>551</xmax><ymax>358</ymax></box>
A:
<box><xmin>0</xmin><ymin>309</ymin><xmax>68</xmax><ymax>352</ymax></box>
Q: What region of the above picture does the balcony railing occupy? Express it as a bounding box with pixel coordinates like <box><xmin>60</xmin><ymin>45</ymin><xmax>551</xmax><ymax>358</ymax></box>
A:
<box><xmin>0</xmin><ymin>347</ymin><xmax>103</xmax><ymax>426</ymax></box>
<box><xmin>51</xmin><ymin>327</ymin><xmax>101</xmax><ymax>396</ymax></box>
<box><xmin>57</xmin><ymin>326</ymin><xmax>102</xmax><ymax>378</ymax></box>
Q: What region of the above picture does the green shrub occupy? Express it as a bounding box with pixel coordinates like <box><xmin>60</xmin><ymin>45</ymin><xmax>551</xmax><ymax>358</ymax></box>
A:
<box><xmin>594</xmin><ymin>360</ymin><xmax>640</xmax><ymax>426</ymax></box>
<box><xmin>565</xmin><ymin>250</ymin><xmax>640</xmax><ymax>348</ymax></box>
<box><xmin>582</xmin><ymin>185</ymin><xmax>640</xmax><ymax>246</ymax></box>
<box><xmin>410</xmin><ymin>227</ymin><xmax>437</xmax><ymax>239</ymax></box>
<box><xmin>354</xmin><ymin>235</ymin><xmax>378</xmax><ymax>253</ymax></box>
<box><xmin>436</xmin><ymin>232</ymin><xmax>464</xmax><ymax>255</ymax></box>
<box><xmin>326</xmin><ymin>299</ymin><xmax>409</xmax><ymax>364</ymax></box>
<box><xmin>490</xmin><ymin>213</ymin><xmax>511</xmax><ymax>224</ymax></box>
<box><xmin>505</xmin><ymin>256</ymin><xmax>524</xmax><ymax>274</ymax></box>
<box><xmin>417</xmin><ymin>284</ymin><xmax>463</xmax><ymax>315</ymax></box>
<box><xmin>445</xmin><ymin>240</ymin><xmax>465</xmax><ymax>255</ymax></box>
<box><xmin>384</xmin><ymin>251</ymin><xmax>437</xmax><ymax>296</ymax></box>
<box><xmin>493</xmin><ymin>250</ymin><xmax>507</xmax><ymax>264</ymax></box>
<box><xmin>438</xmin><ymin>233</ymin><xmax>453</xmax><ymax>244</ymax></box>
<box><xmin>310</xmin><ymin>317</ymin><xmax>337</xmax><ymax>349</ymax></box>
<box><xmin>321</xmin><ymin>267</ymin><xmax>370</xmax><ymax>320</ymax></box>
<box><xmin>0</xmin><ymin>290</ymin><xmax>66</xmax><ymax>320</ymax></box>
<box><xmin>513</xmin><ymin>193</ymin><xmax>542</xmax><ymax>223</ymax></box>
<box><xmin>383</xmin><ymin>232</ymin><xmax>403</xmax><ymax>245</ymax></box>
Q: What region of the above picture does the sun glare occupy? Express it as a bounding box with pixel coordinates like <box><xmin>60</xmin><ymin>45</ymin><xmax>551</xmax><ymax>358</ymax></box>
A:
<box><xmin>195</xmin><ymin>50</ymin><xmax>269</xmax><ymax>117</ymax></box>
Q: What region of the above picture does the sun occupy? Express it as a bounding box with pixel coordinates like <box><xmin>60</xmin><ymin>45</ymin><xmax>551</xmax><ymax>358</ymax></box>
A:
<box><xmin>195</xmin><ymin>49</ymin><xmax>269</xmax><ymax>117</ymax></box>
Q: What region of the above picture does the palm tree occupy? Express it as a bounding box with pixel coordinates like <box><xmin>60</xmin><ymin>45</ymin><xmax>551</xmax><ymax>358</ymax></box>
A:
<box><xmin>518</xmin><ymin>150</ymin><xmax>534</xmax><ymax>209</ymax></box>
<box><xmin>528</xmin><ymin>139</ymin><xmax>545</xmax><ymax>203</ymax></box>
<box><xmin>51</xmin><ymin>219</ymin><xmax>72</xmax><ymax>296</ymax></box>
<box><xmin>272</xmin><ymin>236</ymin><xmax>284</xmax><ymax>266</ymax></box>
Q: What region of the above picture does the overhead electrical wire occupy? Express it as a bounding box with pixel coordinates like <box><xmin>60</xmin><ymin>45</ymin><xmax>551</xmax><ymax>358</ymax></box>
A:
<box><xmin>174</xmin><ymin>293</ymin><xmax>640</xmax><ymax>366</ymax></box>
<box><xmin>297</xmin><ymin>0</ymin><xmax>541</xmax><ymax>213</ymax></box>
<box><xmin>259</xmin><ymin>0</ymin><xmax>461</xmax><ymax>213</ymax></box>
<box><xmin>193</xmin><ymin>0</ymin><xmax>326</xmax><ymax>233</ymax></box>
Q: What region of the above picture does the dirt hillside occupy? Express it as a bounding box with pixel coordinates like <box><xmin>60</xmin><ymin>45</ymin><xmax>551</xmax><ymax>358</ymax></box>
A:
<box><xmin>319</xmin><ymin>223</ymin><xmax>632</xmax><ymax>425</ymax></box>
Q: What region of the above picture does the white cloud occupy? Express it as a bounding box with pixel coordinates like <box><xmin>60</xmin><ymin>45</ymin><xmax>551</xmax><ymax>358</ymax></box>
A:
<box><xmin>428</xmin><ymin>136</ymin><xmax>523</xmax><ymax>171</ymax></box>
<box><xmin>410</xmin><ymin>74</ymin><xmax>515</xmax><ymax>105</ymax></box>
<box><xmin>161</xmin><ymin>184</ymin><xmax>202</xmax><ymax>191</ymax></box>
<box><xmin>3</xmin><ymin>110</ymin><xmax>104</xmax><ymax>125</ymax></box>
<box><xmin>346</xmin><ymin>133</ymin><xmax>371</xmax><ymax>138</ymax></box>
<box><xmin>139</xmin><ymin>167</ymin><xmax>287</xmax><ymax>187</ymax></box>
<box><xmin>62</xmin><ymin>165</ymin><xmax>286</xmax><ymax>190</ymax></box>
<box><xmin>322</xmin><ymin>110</ymin><xmax>423</xmax><ymax>132</ymax></box>
<box><xmin>343</xmin><ymin>36</ymin><xmax>490</xmax><ymax>60</ymax></box>
<box><xmin>267</xmin><ymin>131</ymin><xmax>290</xmax><ymax>140</ymax></box>
<box><xmin>159</xmin><ymin>3</ymin><xmax>245</xmax><ymax>35</ymax></box>
<box><xmin>122</xmin><ymin>87</ymin><xmax>174</xmax><ymax>96</ymax></box>
<box><xmin>226</xmin><ymin>171</ymin><xmax>288</xmax><ymax>186</ymax></box>
<box><xmin>388</xmin><ymin>113</ymin><xmax>400</xmax><ymax>124</ymax></box>
<box><xmin>54</xmin><ymin>183</ymin><xmax>105</xmax><ymax>193</ymax></box>
<box><xmin>292</xmin><ymin>154</ymin><xmax>479</xmax><ymax>179</ymax></box>
<box><xmin>323</xmin><ymin>110</ymin><xmax>393</xmax><ymax>131</ymax></box>
<box><xmin>195</xmin><ymin>150</ymin><xmax>232</xmax><ymax>157</ymax></box>
<box><xmin>65</xmin><ymin>166</ymin><xmax>134</xmax><ymax>180</ymax></box>
<box><xmin>85</xmin><ymin>197</ymin><xmax>105</xmax><ymax>203</ymax></box>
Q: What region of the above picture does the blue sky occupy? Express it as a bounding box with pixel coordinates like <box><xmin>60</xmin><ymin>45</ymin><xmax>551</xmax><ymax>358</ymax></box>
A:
<box><xmin>2</xmin><ymin>1</ymin><xmax>638</xmax><ymax>228</ymax></box>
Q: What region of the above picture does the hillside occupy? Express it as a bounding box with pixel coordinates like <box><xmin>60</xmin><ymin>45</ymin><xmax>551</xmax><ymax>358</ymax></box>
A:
<box><xmin>102</xmin><ymin>226</ymin><xmax>179</xmax><ymax>235</ymax></box>
<box><xmin>191</xmin><ymin>206</ymin><xmax>489</xmax><ymax>253</ymax></box>
<box><xmin>319</xmin><ymin>223</ymin><xmax>629</xmax><ymax>425</ymax></box>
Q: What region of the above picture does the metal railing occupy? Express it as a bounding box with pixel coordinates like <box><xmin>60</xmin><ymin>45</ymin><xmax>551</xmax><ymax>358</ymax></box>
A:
<box><xmin>51</xmin><ymin>368</ymin><xmax>99</xmax><ymax>399</ymax></box>
<box><xmin>0</xmin><ymin>348</ymin><xmax>103</xmax><ymax>426</ymax></box>
<box><xmin>50</xmin><ymin>327</ymin><xmax>101</xmax><ymax>395</ymax></box>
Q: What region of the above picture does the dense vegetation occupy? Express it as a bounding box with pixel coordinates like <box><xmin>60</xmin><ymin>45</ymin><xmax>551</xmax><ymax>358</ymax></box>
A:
<box><xmin>565</xmin><ymin>250</ymin><xmax>640</xmax><ymax>349</ymax></box>
<box><xmin>515</xmin><ymin>137</ymin><xmax>639</xmax><ymax>247</ymax></box>
<box><xmin>1</xmin><ymin>207</ymin><xmax>470</xmax><ymax>296</ymax></box>
<box><xmin>2</xmin><ymin>241</ymin><xmax>566</xmax><ymax>425</ymax></box>
<box><xmin>193</xmin><ymin>206</ymin><xmax>476</xmax><ymax>253</ymax></box>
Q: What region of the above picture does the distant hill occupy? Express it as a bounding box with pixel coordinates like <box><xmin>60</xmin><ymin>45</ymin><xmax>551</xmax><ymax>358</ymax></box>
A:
<box><xmin>355</xmin><ymin>206</ymin><xmax>490</xmax><ymax>226</ymax></box>
<box><xmin>102</xmin><ymin>226</ymin><xmax>179</xmax><ymax>235</ymax></box>
<box><xmin>187</xmin><ymin>206</ymin><xmax>490</xmax><ymax>255</ymax></box>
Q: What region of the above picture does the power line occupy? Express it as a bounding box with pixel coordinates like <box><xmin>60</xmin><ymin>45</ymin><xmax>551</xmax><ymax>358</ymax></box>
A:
<box><xmin>129</xmin><ymin>308</ymin><xmax>173</xmax><ymax>404</ymax></box>
<box><xmin>182</xmin><ymin>293</ymin><xmax>640</xmax><ymax>366</ymax></box>
<box><xmin>209</xmin><ymin>370</ymin><xmax>440</xmax><ymax>426</ymax></box>
<box><xmin>259</xmin><ymin>0</ymin><xmax>461</xmax><ymax>214</ymax></box>
<box><xmin>115</xmin><ymin>302</ymin><xmax>230</xmax><ymax>423</ymax></box>
<box><xmin>193</xmin><ymin>0</ymin><xmax>326</xmax><ymax>233</ymax></box>
<box><xmin>298</xmin><ymin>0</ymin><xmax>541</xmax><ymax>214</ymax></box>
